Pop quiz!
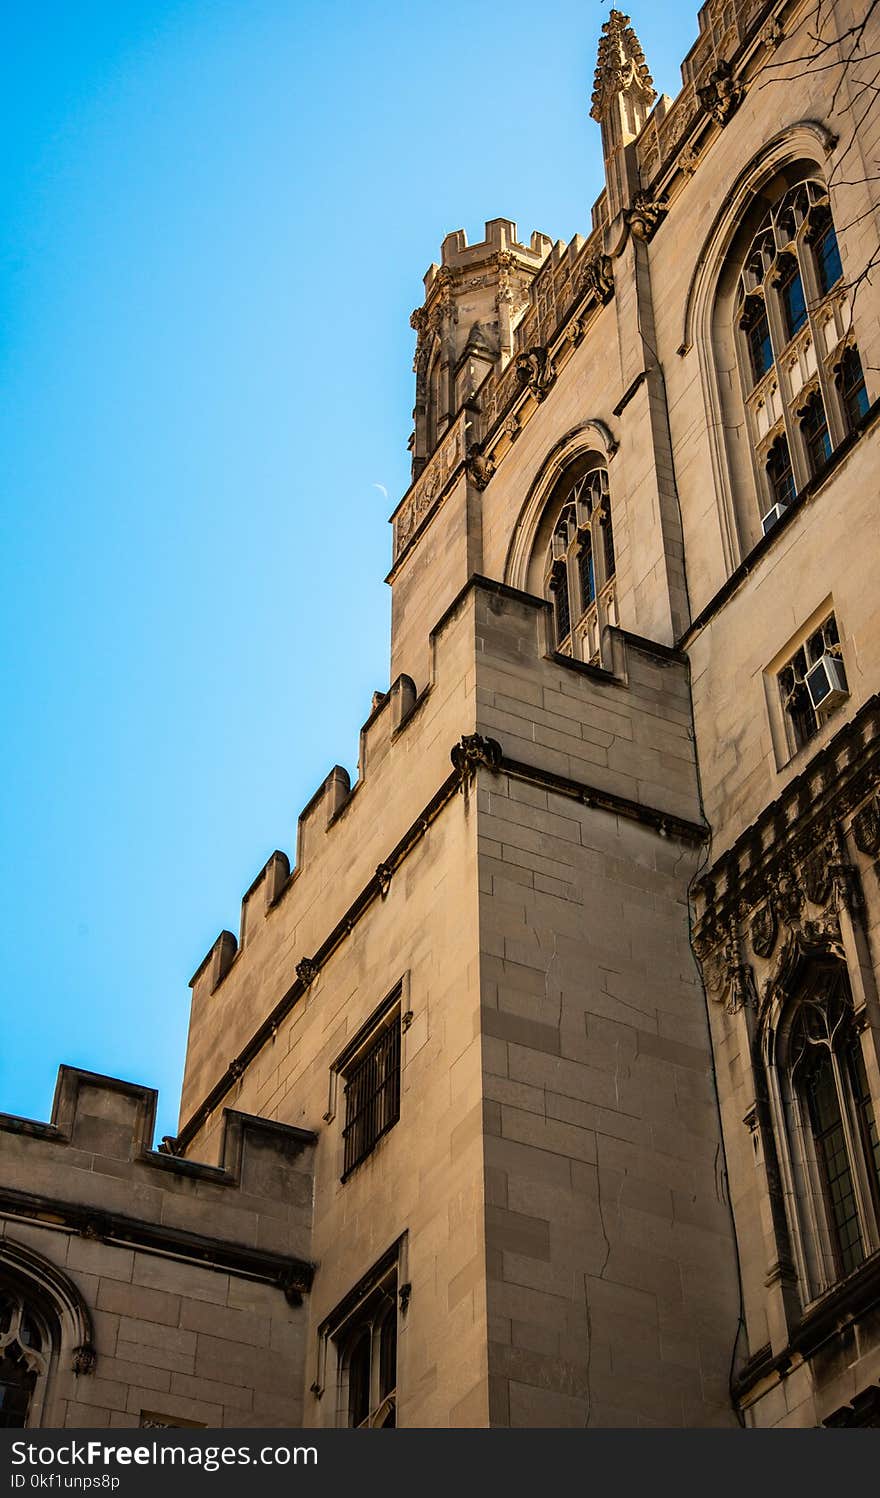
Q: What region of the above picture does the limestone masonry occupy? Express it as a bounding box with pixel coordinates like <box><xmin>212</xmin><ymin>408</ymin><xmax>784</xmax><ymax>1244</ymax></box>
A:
<box><xmin>3</xmin><ymin>1</ymin><xmax>880</xmax><ymax>1428</ymax></box>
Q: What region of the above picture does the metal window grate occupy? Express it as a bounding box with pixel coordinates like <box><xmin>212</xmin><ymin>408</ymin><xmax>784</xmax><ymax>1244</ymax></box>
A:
<box><xmin>342</xmin><ymin>1020</ymin><xmax>401</xmax><ymax>1178</ymax></box>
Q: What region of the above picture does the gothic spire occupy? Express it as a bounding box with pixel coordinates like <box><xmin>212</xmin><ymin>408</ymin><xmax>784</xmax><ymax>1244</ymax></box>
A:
<box><xmin>590</xmin><ymin>9</ymin><xmax>656</xmax><ymax>124</ymax></box>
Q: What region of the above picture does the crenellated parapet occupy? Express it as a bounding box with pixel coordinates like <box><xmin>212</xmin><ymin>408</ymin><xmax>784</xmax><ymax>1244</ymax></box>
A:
<box><xmin>410</xmin><ymin>219</ymin><xmax>551</xmax><ymax>477</ymax></box>
<box><xmin>0</xmin><ymin>1067</ymin><xmax>316</xmax><ymax>1301</ymax></box>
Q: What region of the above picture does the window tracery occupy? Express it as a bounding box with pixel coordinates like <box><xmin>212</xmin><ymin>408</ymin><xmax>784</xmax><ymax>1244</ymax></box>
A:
<box><xmin>544</xmin><ymin>466</ymin><xmax>617</xmax><ymax>666</ymax></box>
<box><xmin>734</xmin><ymin>177</ymin><xmax>869</xmax><ymax>533</ymax></box>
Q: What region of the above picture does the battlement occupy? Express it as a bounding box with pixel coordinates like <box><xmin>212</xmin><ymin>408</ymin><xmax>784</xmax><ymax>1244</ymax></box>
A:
<box><xmin>424</xmin><ymin>218</ymin><xmax>552</xmax><ymax>288</ymax></box>
<box><xmin>0</xmin><ymin>1067</ymin><xmax>316</xmax><ymax>1284</ymax></box>
<box><xmin>178</xmin><ymin>574</ymin><xmax>704</xmax><ymax>1157</ymax></box>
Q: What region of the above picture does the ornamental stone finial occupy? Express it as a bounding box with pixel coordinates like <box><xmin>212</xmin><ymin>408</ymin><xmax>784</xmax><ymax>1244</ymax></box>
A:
<box><xmin>590</xmin><ymin>10</ymin><xmax>656</xmax><ymax>125</ymax></box>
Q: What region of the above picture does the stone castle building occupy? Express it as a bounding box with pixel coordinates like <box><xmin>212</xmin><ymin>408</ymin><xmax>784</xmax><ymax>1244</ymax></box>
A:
<box><xmin>3</xmin><ymin>0</ymin><xmax>880</xmax><ymax>1430</ymax></box>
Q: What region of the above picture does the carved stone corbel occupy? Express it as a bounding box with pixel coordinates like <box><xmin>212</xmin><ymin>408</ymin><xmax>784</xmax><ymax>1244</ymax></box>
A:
<box><xmin>376</xmin><ymin>863</ymin><xmax>393</xmax><ymax>898</ymax></box>
<box><xmin>582</xmin><ymin>253</ymin><xmax>614</xmax><ymax>305</ymax></box>
<box><xmin>625</xmin><ymin>192</ymin><xmax>668</xmax><ymax>242</ymax></box>
<box><xmin>515</xmin><ymin>347</ymin><xmax>555</xmax><ymax>401</ymax></box>
<box><xmin>750</xmin><ymin>902</ymin><xmax>778</xmax><ymax>960</ymax></box>
<box><xmin>697</xmin><ymin>60</ymin><xmax>743</xmax><ymax>126</ymax></box>
<box><xmin>296</xmin><ymin>957</ymin><xmax>318</xmax><ymax>987</ymax></box>
<box><xmin>853</xmin><ymin>794</ymin><xmax>880</xmax><ymax>856</ymax></box>
<box><xmin>72</xmin><ymin>1344</ymin><xmax>97</xmax><ymax>1377</ymax></box>
<box><xmin>465</xmin><ymin>442</ymin><xmax>495</xmax><ymax>491</ymax></box>
<box><xmin>451</xmin><ymin>734</ymin><xmax>502</xmax><ymax>783</ymax></box>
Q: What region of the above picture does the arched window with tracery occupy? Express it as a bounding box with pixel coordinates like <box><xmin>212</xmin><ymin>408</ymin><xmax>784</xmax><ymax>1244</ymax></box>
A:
<box><xmin>544</xmin><ymin>465</ymin><xmax>617</xmax><ymax>666</ymax></box>
<box><xmin>0</xmin><ymin>1290</ymin><xmax>50</xmax><ymax>1428</ymax></box>
<box><xmin>734</xmin><ymin>176</ymin><xmax>870</xmax><ymax>535</ymax></box>
<box><xmin>770</xmin><ymin>962</ymin><xmax>880</xmax><ymax>1299</ymax></box>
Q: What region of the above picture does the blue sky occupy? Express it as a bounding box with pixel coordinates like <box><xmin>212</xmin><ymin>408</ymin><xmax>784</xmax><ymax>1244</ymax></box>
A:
<box><xmin>1</xmin><ymin>1</ymin><xmax>703</xmax><ymax>1143</ymax></box>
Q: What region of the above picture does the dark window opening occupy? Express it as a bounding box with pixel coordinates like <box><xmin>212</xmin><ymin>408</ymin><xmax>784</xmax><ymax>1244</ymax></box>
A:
<box><xmin>766</xmin><ymin>438</ymin><xmax>795</xmax><ymax>509</ymax></box>
<box><xmin>803</xmin><ymin>1049</ymin><xmax>864</xmax><ymax>1278</ymax></box>
<box><xmin>578</xmin><ymin>536</ymin><xmax>595</xmax><ymax>610</ymax></box>
<box><xmin>601</xmin><ymin>511</ymin><xmax>615</xmax><ymax>580</ymax></box>
<box><xmin>342</xmin><ymin>1019</ymin><xmax>401</xmax><ymax>1179</ymax></box>
<box><xmin>747</xmin><ymin>307</ymin><xmax>774</xmax><ymax>383</ymax></box>
<box><xmin>801</xmin><ymin>393</ymin><xmax>832</xmax><ymax>476</ymax></box>
<box><xmin>815</xmin><ymin>223</ymin><xmax>843</xmax><ymax>296</ymax></box>
<box><xmin>838</xmin><ymin>345</ymin><xmax>870</xmax><ymax>431</ymax></box>
<box><xmin>780</xmin><ymin>261</ymin><xmax>808</xmax><ymax>340</ymax></box>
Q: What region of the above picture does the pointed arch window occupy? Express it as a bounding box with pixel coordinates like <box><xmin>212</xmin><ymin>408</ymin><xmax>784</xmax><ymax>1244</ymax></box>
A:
<box><xmin>543</xmin><ymin>466</ymin><xmax>617</xmax><ymax>666</ymax></box>
<box><xmin>734</xmin><ymin>177</ymin><xmax>870</xmax><ymax>534</ymax></box>
<box><xmin>334</xmin><ymin>1262</ymin><xmax>398</xmax><ymax>1428</ymax></box>
<box><xmin>799</xmin><ymin>390</ymin><xmax>831</xmax><ymax>477</ymax></box>
<box><xmin>771</xmin><ymin>963</ymin><xmax>880</xmax><ymax>1299</ymax></box>
<box><xmin>836</xmin><ymin>344</ymin><xmax>869</xmax><ymax>432</ymax></box>
<box><xmin>0</xmin><ymin>1291</ymin><xmax>49</xmax><ymax>1429</ymax></box>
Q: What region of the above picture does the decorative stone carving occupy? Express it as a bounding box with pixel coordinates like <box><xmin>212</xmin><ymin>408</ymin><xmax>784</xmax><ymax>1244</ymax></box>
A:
<box><xmin>81</xmin><ymin>1214</ymin><xmax>110</xmax><ymax>1243</ymax></box>
<box><xmin>296</xmin><ymin>958</ymin><xmax>318</xmax><ymax>987</ymax></box>
<box><xmin>398</xmin><ymin>1281</ymin><xmax>412</xmax><ymax>1314</ymax></box>
<box><xmin>279</xmin><ymin>1266</ymin><xmax>312</xmax><ymax>1307</ymax></box>
<box><xmin>677</xmin><ymin>144</ymin><xmax>700</xmax><ymax>178</ymax></box>
<box><xmin>515</xmin><ymin>347</ymin><xmax>555</xmax><ymax>401</ymax></box>
<box><xmin>802</xmin><ymin>846</ymin><xmax>832</xmax><ymax>907</ymax></box>
<box><xmin>582</xmin><ymin>253</ymin><xmax>614</xmax><ymax>305</ymax></box>
<box><xmin>831</xmin><ymin>862</ymin><xmax>865</xmax><ymax>917</ymax></box>
<box><xmin>697</xmin><ymin>60</ymin><xmax>743</xmax><ymax>125</ymax></box>
<box><xmin>450</xmin><ymin>734</ymin><xmax>502</xmax><ymax>782</ymax></box>
<box><xmin>72</xmin><ymin>1344</ymin><xmax>97</xmax><ymax>1377</ymax></box>
<box><xmin>761</xmin><ymin>18</ymin><xmax>784</xmax><ymax>51</ymax></box>
<box><xmin>591</xmin><ymin>9</ymin><xmax>657</xmax><ymax>124</ymax></box>
<box><xmin>774</xmin><ymin>866</ymin><xmax>803</xmax><ymax>925</ymax></box>
<box><xmin>503</xmin><ymin>413</ymin><xmax>521</xmax><ymax>442</ymax></box>
<box><xmin>853</xmin><ymin>794</ymin><xmax>880</xmax><ymax>855</ymax></box>
<box><xmin>750</xmin><ymin>902</ymin><xmax>777</xmax><ymax>959</ymax></box>
<box><xmin>229</xmin><ymin>1057</ymin><xmax>244</xmax><ymax>1079</ymax></box>
<box><xmin>376</xmin><ymin>863</ymin><xmax>393</xmax><ymax>898</ymax></box>
<box><xmin>465</xmin><ymin>442</ymin><xmax>495</xmax><ymax>491</ymax></box>
<box><xmin>564</xmin><ymin>317</ymin><xmax>585</xmax><ymax>347</ymax></box>
<box><xmin>625</xmin><ymin>192</ymin><xmax>668</xmax><ymax>242</ymax></box>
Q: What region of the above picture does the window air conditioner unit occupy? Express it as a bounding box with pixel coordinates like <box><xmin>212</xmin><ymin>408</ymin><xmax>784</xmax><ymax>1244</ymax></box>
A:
<box><xmin>761</xmin><ymin>502</ymin><xmax>788</xmax><ymax>536</ymax></box>
<box><xmin>805</xmin><ymin>654</ymin><xmax>848</xmax><ymax>712</ymax></box>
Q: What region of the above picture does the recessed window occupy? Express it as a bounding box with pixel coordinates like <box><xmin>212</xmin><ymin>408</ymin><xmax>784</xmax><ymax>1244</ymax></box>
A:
<box><xmin>766</xmin><ymin>436</ymin><xmax>795</xmax><ymax>509</ymax></box>
<box><xmin>743</xmin><ymin>299</ymin><xmax>773</xmax><ymax>385</ymax></box>
<box><xmin>814</xmin><ymin>220</ymin><xmax>843</xmax><ymax>296</ymax></box>
<box><xmin>0</xmin><ymin>1291</ymin><xmax>48</xmax><ymax>1430</ymax></box>
<box><xmin>779</xmin><ymin>258</ymin><xmax>808</xmax><ymax>340</ymax></box>
<box><xmin>340</xmin><ymin>1005</ymin><xmax>401</xmax><ymax>1180</ymax></box>
<box><xmin>321</xmin><ymin>1248</ymin><xmax>404</xmax><ymax>1429</ymax></box>
<box><xmin>837</xmin><ymin>345</ymin><xmax>870</xmax><ymax>431</ymax></box>
<box><xmin>772</xmin><ymin>965</ymin><xmax>880</xmax><ymax>1297</ymax></box>
<box><xmin>777</xmin><ymin>613</ymin><xmax>848</xmax><ymax>756</ymax></box>
<box><xmin>800</xmin><ymin>391</ymin><xmax>832</xmax><ymax>476</ymax></box>
<box><xmin>734</xmin><ymin>178</ymin><xmax>867</xmax><ymax>535</ymax></box>
<box><xmin>543</xmin><ymin>465</ymin><xmax>617</xmax><ymax>666</ymax></box>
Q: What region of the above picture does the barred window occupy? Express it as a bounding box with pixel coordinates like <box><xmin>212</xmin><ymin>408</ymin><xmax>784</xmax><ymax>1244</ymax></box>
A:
<box><xmin>341</xmin><ymin>1011</ymin><xmax>401</xmax><ymax>1180</ymax></box>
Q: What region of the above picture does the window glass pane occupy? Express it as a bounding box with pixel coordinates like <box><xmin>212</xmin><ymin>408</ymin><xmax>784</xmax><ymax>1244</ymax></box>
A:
<box><xmin>767</xmin><ymin>439</ymin><xmax>795</xmax><ymax>507</ymax></box>
<box><xmin>801</xmin><ymin>396</ymin><xmax>831</xmax><ymax>475</ymax></box>
<box><xmin>601</xmin><ymin>513</ymin><xmax>615</xmax><ymax>579</ymax></box>
<box><xmin>578</xmin><ymin>538</ymin><xmax>595</xmax><ymax>610</ymax></box>
<box><xmin>748</xmin><ymin>311</ymin><xmax>773</xmax><ymax>382</ymax></box>
<box><xmin>840</xmin><ymin>347</ymin><xmax>869</xmax><ymax>429</ymax></box>
<box><xmin>553</xmin><ymin>566</ymin><xmax>571</xmax><ymax>643</ymax></box>
<box><xmin>347</xmin><ymin>1333</ymin><xmax>371</xmax><ymax>1428</ymax></box>
<box><xmin>805</xmin><ymin>1051</ymin><xmax>864</xmax><ymax>1277</ymax></box>
<box><xmin>816</xmin><ymin>225</ymin><xmax>843</xmax><ymax>296</ymax></box>
<box><xmin>379</xmin><ymin>1312</ymin><xmax>397</xmax><ymax>1401</ymax></box>
<box><xmin>0</xmin><ymin>1352</ymin><xmax>34</xmax><ymax>1430</ymax></box>
<box><xmin>782</xmin><ymin>265</ymin><xmax>807</xmax><ymax>339</ymax></box>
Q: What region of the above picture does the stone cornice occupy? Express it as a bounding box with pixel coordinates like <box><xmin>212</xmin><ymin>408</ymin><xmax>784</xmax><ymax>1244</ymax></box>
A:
<box><xmin>0</xmin><ymin>1186</ymin><xmax>315</xmax><ymax>1305</ymax></box>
